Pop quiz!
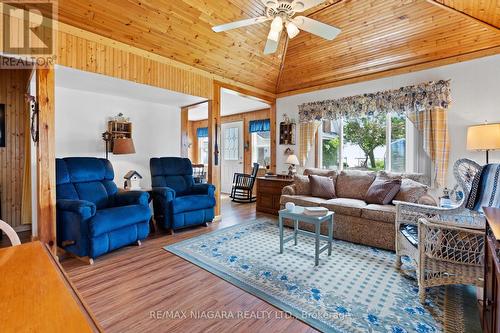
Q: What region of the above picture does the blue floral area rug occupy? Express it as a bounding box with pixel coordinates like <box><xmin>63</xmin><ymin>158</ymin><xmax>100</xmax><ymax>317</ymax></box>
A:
<box><xmin>164</xmin><ymin>219</ymin><xmax>481</xmax><ymax>333</ymax></box>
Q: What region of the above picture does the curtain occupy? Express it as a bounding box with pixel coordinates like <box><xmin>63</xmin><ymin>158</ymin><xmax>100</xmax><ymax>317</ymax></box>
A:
<box><xmin>408</xmin><ymin>107</ymin><xmax>450</xmax><ymax>187</ymax></box>
<box><xmin>299</xmin><ymin>121</ymin><xmax>321</xmax><ymax>167</ymax></box>
<box><xmin>298</xmin><ymin>80</ymin><xmax>452</xmax><ymax>187</ymax></box>
<box><xmin>249</xmin><ymin>119</ymin><xmax>270</xmax><ymax>133</ymax></box>
<box><xmin>197</xmin><ymin>127</ymin><xmax>209</xmax><ymax>138</ymax></box>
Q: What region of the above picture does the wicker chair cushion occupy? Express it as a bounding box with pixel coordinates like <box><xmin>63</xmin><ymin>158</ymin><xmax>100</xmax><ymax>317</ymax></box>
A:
<box><xmin>400</xmin><ymin>223</ymin><xmax>418</xmax><ymax>248</ymax></box>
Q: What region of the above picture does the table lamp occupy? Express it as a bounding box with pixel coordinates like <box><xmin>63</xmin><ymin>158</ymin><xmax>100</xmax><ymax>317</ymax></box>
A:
<box><xmin>467</xmin><ymin>123</ymin><xmax>500</xmax><ymax>164</ymax></box>
<box><xmin>286</xmin><ymin>154</ymin><xmax>300</xmax><ymax>177</ymax></box>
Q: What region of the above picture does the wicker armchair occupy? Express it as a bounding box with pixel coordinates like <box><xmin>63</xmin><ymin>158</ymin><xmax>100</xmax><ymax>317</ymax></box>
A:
<box><xmin>416</xmin><ymin>217</ymin><xmax>484</xmax><ymax>302</ymax></box>
<box><xmin>395</xmin><ymin>158</ymin><xmax>486</xmax><ymax>302</ymax></box>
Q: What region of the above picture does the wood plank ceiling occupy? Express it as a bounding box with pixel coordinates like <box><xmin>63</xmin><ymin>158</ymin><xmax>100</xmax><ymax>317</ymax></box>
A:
<box><xmin>29</xmin><ymin>0</ymin><xmax>500</xmax><ymax>94</ymax></box>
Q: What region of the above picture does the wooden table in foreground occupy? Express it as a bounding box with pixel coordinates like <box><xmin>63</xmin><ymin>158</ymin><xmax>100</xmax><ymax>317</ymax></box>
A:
<box><xmin>256</xmin><ymin>176</ymin><xmax>294</xmax><ymax>215</ymax></box>
<box><xmin>0</xmin><ymin>242</ymin><xmax>102</xmax><ymax>333</ymax></box>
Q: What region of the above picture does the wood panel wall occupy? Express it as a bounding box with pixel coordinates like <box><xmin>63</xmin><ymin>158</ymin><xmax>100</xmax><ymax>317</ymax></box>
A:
<box><xmin>0</xmin><ymin>68</ymin><xmax>32</xmax><ymax>231</ymax></box>
<box><xmin>189</xmin><ymin>108</ymin><xmax>271</xmax><ymax>174</ymax></box>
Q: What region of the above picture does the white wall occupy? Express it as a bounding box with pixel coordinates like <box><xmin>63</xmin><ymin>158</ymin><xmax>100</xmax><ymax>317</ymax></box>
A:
<box><xmin>56</xmin><ymin>87</ymin><xmax>181</xmax><ymax>188</ymax></box>
<box><xmin>276</xmin><ymin>54</ymin><xmax>500</xmax><ymax>188</ymax></box>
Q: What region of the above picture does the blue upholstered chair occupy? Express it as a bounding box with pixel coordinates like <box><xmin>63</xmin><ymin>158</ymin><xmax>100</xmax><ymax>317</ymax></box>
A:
<box><xmin>56</xmin><ymin>157</ymin><xmax>151</xmax><ymax>262</ymax></box>
<box><xmin>150</xmin><ymin>157</ymin><xmax>216</xmax><ymax>231</ymax></box>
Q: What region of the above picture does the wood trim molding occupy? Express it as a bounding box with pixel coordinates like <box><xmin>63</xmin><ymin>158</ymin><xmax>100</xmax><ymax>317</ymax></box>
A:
<box><xmin>207</xmin><ymin>86</ymin><xmax>221</xmax><ymax>216</ymax></box>
<box><xmin>277</xmin><ymin>46</ymin><xmax>500</xmax><ymax>97</ymax></box>
<box><xmin>36</xmin><ymin>67</ymin><xmax>56</xmax><ymax>254</ymax></box>
<box><xmin>426</xmin><ymin>0</ymin><xmax>500</xmax><ymax>32</ymax></box>
<box><xmin>180</xmin><ymin>107</ymin><xmax>189</xmax><ymax>158</ymax></box>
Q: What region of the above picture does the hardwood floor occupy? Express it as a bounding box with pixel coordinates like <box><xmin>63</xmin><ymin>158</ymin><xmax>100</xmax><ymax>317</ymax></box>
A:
<box><xmin>56</xmin><ymin>196</ymin><xmax>317</xmax><ymax>333</ymax></box>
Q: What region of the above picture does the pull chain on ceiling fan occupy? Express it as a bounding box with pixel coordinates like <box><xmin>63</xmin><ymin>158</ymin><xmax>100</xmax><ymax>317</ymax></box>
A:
<box><xmin>212</xmin><ymin>0</ymin><xmax>341</xmax><ymax>55</ymax></box>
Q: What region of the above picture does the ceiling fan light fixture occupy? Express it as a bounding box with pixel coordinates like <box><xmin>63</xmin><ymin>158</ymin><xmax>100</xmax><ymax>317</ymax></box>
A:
<box><xmin>268</xmin><ymin>28</ymin><xmax>281</xmax><ymax>42</ymax></box>
<box><xmin>293</xmin><ymin>1</ymin><xmax>305</xmax><ymax>11</ymax></box>
<box><xmin>265</xmin><ymin>0</ymin><xmax>278</xmax><ymax>7</ymax></box>
<box><xmin>270</xmin><ymin>16</ymin><xmax>283</xmax><ymax>31</ymax></box>
<box><xmin>286</xmin><ymin>21</ymin><xmax>300</xmax><ymax>39</ymax></box>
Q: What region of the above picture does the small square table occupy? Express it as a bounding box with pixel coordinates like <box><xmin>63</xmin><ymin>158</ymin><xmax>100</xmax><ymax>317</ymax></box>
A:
<box><xmin>278</xmin><ymin>206</ymin><xmax>335</xmax><ymax>266</ymax></box>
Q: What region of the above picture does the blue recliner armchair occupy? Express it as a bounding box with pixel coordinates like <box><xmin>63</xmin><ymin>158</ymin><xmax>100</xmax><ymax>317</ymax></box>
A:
<box><xmin>150</xmin><ymin>157</ymin><xmax>216</xmax><ymax>231</ymax></box>
<box><xmin>56</xmin><ymin>157</ymin><xmax>151</xmax><ymax>260</ymax></box>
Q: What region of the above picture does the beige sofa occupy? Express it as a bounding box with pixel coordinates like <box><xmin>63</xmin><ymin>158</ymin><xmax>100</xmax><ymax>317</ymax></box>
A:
<box><xmin>279</xmin><ymin>168</ymin><xmax>436</xmax><ymax>251</ymax></box>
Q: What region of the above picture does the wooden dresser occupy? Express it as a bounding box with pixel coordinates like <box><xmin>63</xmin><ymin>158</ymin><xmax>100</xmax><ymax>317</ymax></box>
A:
<box><xmin>256</xmin><ymin>176</ymin><xmax>294</xmax><ymax>215</ymax></box>
<box><xmin>0</xmin><ymin>242</ymin><xmax>102</xmax><ymax>332</ymax></box>
<box><xmin>483</xmin><ymin>207</ymin><xmax>500</xmax><ymax>333</ymax></box>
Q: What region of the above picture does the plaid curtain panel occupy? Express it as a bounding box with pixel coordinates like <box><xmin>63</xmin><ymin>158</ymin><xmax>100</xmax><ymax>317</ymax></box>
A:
<box><xmin>409</xmin><ymin>107</ymin><xmax>450</xmax><ymax>187</ymax></box>
<box><xmin>299</xmin><ymin>121</ymin><xmax>321</xmax><ymax>166</ymax></box>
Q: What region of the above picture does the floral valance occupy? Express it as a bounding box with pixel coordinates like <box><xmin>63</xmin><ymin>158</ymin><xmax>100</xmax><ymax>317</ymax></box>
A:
<box><xmin>298</xmin><ymin>80</ymin><xmax>451</xmax><ymax>123</ymax></box>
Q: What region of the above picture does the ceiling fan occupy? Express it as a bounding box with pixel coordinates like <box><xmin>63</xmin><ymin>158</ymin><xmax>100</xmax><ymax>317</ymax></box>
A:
<box><xmin>212</xmin><ymin>0</ymin><xmax>341</xmax><ymax>55</ymax></box>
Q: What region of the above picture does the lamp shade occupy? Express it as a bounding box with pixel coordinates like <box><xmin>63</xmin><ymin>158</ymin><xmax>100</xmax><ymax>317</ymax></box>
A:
<box><xmin>286</xmin><ymin>154</ymin><xmax>300</xmax><ymax>166</ymax></box>
<box><xmin>467</xmin><ymin>124</ymin><xmax>500</xmax><ymax>151</ymax></box>
<box><xmin>113</xmin><ymin>138</ymin><xmax>136</xmax><ymax>155</ymax></box>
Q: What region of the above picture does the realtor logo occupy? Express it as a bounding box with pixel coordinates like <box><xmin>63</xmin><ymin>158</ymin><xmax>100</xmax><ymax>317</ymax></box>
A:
<box><xmin>1</xmin><ymin>1</ymin><xmax>57</xmax><ymax>68</ymax></box>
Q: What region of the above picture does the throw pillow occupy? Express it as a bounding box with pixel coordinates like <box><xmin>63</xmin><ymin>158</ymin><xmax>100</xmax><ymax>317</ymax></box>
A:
<box><xmin>294</xmin><ymin>175</ymin><xmax>311</xmax><ymax>195</ymax></box>
<box><xmin>336</xmin><ymin>170</ymin><xmax>376</xmax><ymax>200</ymax></box>
<box><xmin>365</xmin><ymin>176</ymin><xmax>402</xmax><ymax>205</ymax></box>
<box><xmin>393</xmin><ymin>178</ymin><xmax>429</xmax><ymax>203</ymax></box>
<box><xmin>309</xmin><ymin>175</ymin><xmax>336</xmax><ymax>199</ymax></box>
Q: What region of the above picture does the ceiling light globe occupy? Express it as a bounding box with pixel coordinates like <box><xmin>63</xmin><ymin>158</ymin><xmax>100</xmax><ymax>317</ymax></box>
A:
<box><xmin>286</xmin><ymin>22</ymin><xmax>300</xmax><ymax>39</ymax></box>
<box><xmin>271</xmin><ymin>16</ymin><xmax>283</xmax><ymax>31</ymax></box>
<box><xmin>268</xmin><ymin>29</ymin><xmax>280</xmax><ymax>42</ymax></box>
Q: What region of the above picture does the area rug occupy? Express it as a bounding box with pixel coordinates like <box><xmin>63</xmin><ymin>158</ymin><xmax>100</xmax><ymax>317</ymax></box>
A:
<box><xmin>164</xmin><ymin>219</ymin><xmax>481</xmax><ymax>333</ymax></box>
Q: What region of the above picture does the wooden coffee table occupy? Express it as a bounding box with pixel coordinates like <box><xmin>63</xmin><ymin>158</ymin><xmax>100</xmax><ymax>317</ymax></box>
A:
<box><xmin>278</xmin><ymin>206</ymin><xmax>334</xmax><ymax>266</ymax></box>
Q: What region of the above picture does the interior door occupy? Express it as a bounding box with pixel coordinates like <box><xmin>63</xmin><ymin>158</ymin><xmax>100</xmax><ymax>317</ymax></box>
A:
<box><xmin>221</xmin><ymin>121</ymin><xmax>244</xmax><ymax>194</ymax></box>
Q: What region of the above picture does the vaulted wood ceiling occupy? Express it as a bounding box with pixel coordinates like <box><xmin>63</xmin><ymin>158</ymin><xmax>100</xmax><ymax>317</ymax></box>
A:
<box><xmin>25</xmin><ymin>0</ymin><xmax>500</xmax><ymax>95</ymax></box>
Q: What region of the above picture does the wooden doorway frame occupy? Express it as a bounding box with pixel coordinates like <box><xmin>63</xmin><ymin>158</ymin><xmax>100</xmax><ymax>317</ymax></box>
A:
<box><xmin>209</xmin><ymin>81</ymin><xmax>276</xmax><ymax>217</ymax></box>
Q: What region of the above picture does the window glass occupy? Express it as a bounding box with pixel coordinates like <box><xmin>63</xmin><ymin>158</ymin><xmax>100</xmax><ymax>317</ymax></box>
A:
<box><xmin>343</xmin><ymin>114</ymin><xmax>386</xmax><ymax>171</ymax></box>
<box><xmin>321</xmin><ymin>120</ymin><xmax>341</xmax><ymax>170</ymax></box>
<box><xmin>390</xmin><ymin>114</ymin><xmax>406</xmax><ymax>172</ymax></box>
<box><xmin>224</xmin><ymin>127</ymin><xmax>239</xmax><ymax>160</ymax></box>
<box><xmin>251</xmin><ymin>131</ymin><xmax>270</xmax><ymax>167</ymax></box>
<box><xmin>199</xmin><ymin>137</ymin><xmax>209</xmax><ymax>165</ymax></box>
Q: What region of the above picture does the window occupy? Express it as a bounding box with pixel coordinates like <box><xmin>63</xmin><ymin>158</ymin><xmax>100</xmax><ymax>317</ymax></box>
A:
<box><xmin>223</xmin><ymin>126</ymin><xmax>239</xmax><ymax>160</ymax></box>
<box><xmin>199</xmin><ymin>137</ymin><xmax>209</xmax><ymax>165</ymax></box>
<box><xmin>319</xmin><ymin>113</ymin><xmax>409</xmax><ymax>172</ymax></box>
<box><xmin>252</xmin><ymin>131</ymin><xmax>270</xmax><ymax>167</ymax></box>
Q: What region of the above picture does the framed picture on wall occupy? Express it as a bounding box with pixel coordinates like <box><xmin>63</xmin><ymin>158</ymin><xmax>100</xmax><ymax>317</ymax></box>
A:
<box><xmin>0</xmin><ymin>104</ymin><xmax>5</xmax><ymax>147</ymax></box>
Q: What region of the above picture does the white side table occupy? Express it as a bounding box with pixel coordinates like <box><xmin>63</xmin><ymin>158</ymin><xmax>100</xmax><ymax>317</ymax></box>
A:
<box><xmin>278</xmin><ymin>206</ymin><xmax>335</xmax><ymax>266</ymax></box>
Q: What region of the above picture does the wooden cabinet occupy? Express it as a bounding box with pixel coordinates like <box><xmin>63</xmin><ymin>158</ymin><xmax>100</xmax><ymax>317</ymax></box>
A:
<box><xmin>256</xmin><ymin>176</ymin><xmax>293</xmax><ymax>215</ymax></box>
<box><xmin>108</xmin><ymin>120</ymin><xmax>132</xmax><ymax>152</ymax></box>
<box><xmin>483</xmin><ymin>207</ymin><xmax>500</xmax><ymax>333</ymax></box>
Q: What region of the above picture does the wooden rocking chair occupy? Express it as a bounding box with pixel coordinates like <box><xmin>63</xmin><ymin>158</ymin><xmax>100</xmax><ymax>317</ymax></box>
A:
<box><xmin>230</xmin><ymin>163</ymin><xmax>259</xmax><ymax>203</ymax></box>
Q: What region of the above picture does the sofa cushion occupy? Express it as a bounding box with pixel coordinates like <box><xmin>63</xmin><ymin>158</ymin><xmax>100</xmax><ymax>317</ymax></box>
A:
<box><xmin>280</xmin><ymin>195</ymin><xmax>329</xmax><ymax>207</ymax></box>
<box><xmin>394</xmin><ymin>178</ymin><xmax>429</xmax><ymax>203</ymax></box>
<box><xmin>90</xmin><ymin>205</ymin><xmax>151</xmax><ymax>237</ymax></box>
<box><xmin>336</xmin><ymin>170</ymin><xmax>376</xmax><ymax>200</ymax></box>
<box><xmin>172</xmin><ymin>195</ymin><xmax>216</xmax><ymax>214</ymax></box>
<box><xmin>323</xmin><ymin>198</ymin><xmax>367</xmax><ymax>217</ymax></box>
<box><xmin>293</xmin><ymin>175</ymin><xmax>311</xmax><ymax>195</ymax></box>
<box><xmin>378</xmin><ymin>170</ymin><xmax>430</xmax><ymax>186</ymax></box>
<box><xmin>304</xmin><ymin>168</ymin><xmax>338</xmax><ymax>179</ymax></box>
<box><xmin>309</xmin><ymin>175</ymin><xmax>336</xmax><ymax>199</ymax></box>
<box><xmin>365</xmin><ymin>176</ymin><xmax>401</xmax><ymax>205</ymax></box>
<box><xmin>361</xmin><ymin>204</ymin><xmax>396</xmax><ymax>223</ymax></box>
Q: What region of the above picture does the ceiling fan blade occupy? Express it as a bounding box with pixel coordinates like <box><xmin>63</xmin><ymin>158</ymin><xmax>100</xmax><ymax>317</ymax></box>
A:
<box><xmin>264</xmin><ymin>33</ymin><xmax>281</xmax><ymax>55</ymax></box>
<box><xmin>293</xmin><ymin>16</ymin><xmax>341</xmax><ymax>40</ymax></box>
<box><xmin>260</xmin><ymin>0</ymin><xmax>278</xmax><ymax>9</ymax></box>
<box><xmin>212</xmin><ymin>16</ymin><xmax>270</xmax><ymax>33</ymax></box>
<box><xmin>291</xmin><ymin>0</ymin><xmax>326</xmax><ymax>12</ymax></box>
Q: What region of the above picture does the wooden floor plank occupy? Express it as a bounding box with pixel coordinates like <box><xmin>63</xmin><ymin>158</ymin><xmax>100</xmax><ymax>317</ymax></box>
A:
<box><xmin>50</xmin><ymin>195</ymin><xmax>317</xmax><ymax>333</ymax></box>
